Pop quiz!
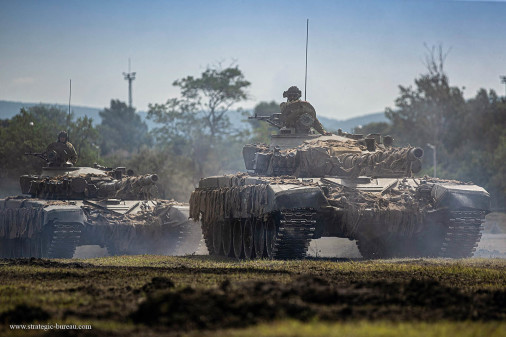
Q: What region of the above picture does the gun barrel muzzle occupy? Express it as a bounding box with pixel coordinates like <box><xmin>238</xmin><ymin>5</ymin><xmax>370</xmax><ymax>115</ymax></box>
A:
<box><xmin>138</xmin><ymin>174</ymin><xmax>158</xmax><ymax>185</ymax></box>
<box><xmin>408</xmin><ymin>147</ymin><xmax>424</xmax><ymax>161</ymax></box>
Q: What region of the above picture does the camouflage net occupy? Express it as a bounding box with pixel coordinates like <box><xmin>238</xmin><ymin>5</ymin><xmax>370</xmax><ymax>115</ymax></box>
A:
<box><xmin>250</xmin><ymin>137</ymin><xmax>422</xmax><ymax>178</ymax></box>
<box><xmin>190</xmin><ymin>185</ymin><xmax>268</xmax><ymax>226</ymax></box>
<box><xmin>22</xmin><ymin>173</ymin><xmax>159</xmax><ymax>200</ymax></box>
<box><xmin>0</xmin><ymin>206</ymin><xmax>45</xmax><ymax>239</ymax></box>
<box><xmin>326</xmin><ymin>182</ymin><xmax>429</xmax><ymax>238</ymax></box>
<box><xmin>82</xmin><ymin>199</ymin><xmax>189</xmax><ymax>253</ymax></box>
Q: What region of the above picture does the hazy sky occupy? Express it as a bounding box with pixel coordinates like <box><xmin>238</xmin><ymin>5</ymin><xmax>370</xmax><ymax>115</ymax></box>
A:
<box><xmin>1</xmin><ymin>0</ymin><xmax>506</xmax><ymax>119</ymax></box>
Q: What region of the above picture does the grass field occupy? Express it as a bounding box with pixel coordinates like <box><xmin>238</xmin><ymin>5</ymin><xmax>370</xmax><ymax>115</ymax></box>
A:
<box><xmin>0</xmin><ymin>256</ymin><xmax>505</xmax><ymax>336</ymax></box>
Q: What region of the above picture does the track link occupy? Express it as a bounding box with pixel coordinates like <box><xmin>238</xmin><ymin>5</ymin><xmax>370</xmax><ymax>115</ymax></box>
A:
<box><xmin>174</xmin><ymin>220</ymin><xmax>203</xmax><ymax>255</ymax></box>
<box><xmin>46</xmin><ymin>222</ymin><xmax>82</xmax><ymax>258</ymax></box>
<box><xmin>440</xmin><ymin>210</ymin><xmax>485</xmax><ymax>258</ymax></box>
<box><xmin>272</xmin><ymin>209</ymin><xmax>316</xmax><ymax>259</ymax></box>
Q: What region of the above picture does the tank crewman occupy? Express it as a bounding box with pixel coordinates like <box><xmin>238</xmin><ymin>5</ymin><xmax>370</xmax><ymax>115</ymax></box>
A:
<box><xmin>279</xmin><ymin>86</ymin><xmax>329</xmax><ymax>135</ymax></box>
<box><xmin>45</xmin><ymin>131</ymin><xmax>78</xmax><ymax>165</ymax></box>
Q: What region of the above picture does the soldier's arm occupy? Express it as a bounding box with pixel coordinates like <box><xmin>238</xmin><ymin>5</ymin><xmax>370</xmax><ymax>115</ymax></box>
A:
<box><xmin>312</xmin><ymin>118</ymin><xmax>329</xmax><ymax>135</ymax></box>
<box><xmin>68</xmin><ymin>143</ymin><xmax>78</xmax><ymax>164</ymax></box>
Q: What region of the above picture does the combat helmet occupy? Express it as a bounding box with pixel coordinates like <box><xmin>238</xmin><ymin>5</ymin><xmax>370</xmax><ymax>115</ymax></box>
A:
<box><xmin>283</xmin><ymin>86</ymin><xmax>302</xmax><ymax>101</ymax></box>
<box><xmin>58</xmin><ymin>130</ymin><xmax>68</xmax><ymax>142</ymax></box>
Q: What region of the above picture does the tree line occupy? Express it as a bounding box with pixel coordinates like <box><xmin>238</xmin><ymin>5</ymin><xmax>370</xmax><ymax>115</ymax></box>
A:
<box><xmin>1</xmin><ymin>56</ymin><xmax>504</xmax><ymax>206</ymax></box>
<box><xmin>354</xmin><ymin>47</ymin><xmax>505</xmax><ymax>208</ymax></box>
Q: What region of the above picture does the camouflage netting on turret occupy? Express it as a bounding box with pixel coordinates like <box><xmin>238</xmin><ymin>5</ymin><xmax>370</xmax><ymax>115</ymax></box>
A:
<box><xmin>22</xmin><ymin>173</ymin><xmax>159</xmax><ymax>200</ymax></box>
<box><xmin>252</xmin><ymin>138</ymin><xmax>422</xmax><ymax>178</ymax></box>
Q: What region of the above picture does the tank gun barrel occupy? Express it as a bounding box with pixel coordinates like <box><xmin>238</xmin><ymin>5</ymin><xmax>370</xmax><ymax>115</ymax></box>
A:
<box><xmin>337</xmin><ymin>147</ymin><xmax>424</xmax><ymax>176</ymax></box>
<box><xmin>94</xmin><ymin>174</ymin><xmax>158</xmax><ymax>198</ymax></box>
<box><xmin>407</xmin><ymin>147</ymin><xmax>424</xmax><ymax>161</ymax></box>
<box><xmin>96</xmin><ymin>181</ymin><xmax>121</xmax><ymax>193</ymax></box>
<box><xmin>135</xmin><ymin>174</ymin><xmax>159</xmax><ymax>186</ymax></box>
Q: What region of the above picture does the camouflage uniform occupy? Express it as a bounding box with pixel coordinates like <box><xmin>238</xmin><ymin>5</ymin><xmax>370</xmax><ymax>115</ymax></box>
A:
<box><xmin>279</xmin><ymin>86</ymin><xmax>327</xmax><ymax>135</ymax></box>
<box><xmin>46</xmin><ymin>131</ymin><xmax>78</xmax><ymax>165</ymax></box>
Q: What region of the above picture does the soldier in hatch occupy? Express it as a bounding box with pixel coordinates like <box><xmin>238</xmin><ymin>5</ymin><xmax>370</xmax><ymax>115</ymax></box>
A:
<box><xmin>45</xmin><ymin>131</ymin><xmax>78</xmax><ymax>166</ymax></box>
<box><xmin>279</xmin><ymin>86</ymin><xmax>329</xmax><ymax>135</ymax></box>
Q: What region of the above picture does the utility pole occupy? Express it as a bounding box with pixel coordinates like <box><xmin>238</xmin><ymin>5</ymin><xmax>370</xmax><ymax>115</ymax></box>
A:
<box><xmin>123</xmin><ymin>58</ymin><xmax>136</xmax><ymax>108</ymax></box>
<box><xmin>427</xmin><ymin>143</ymin><xmax>437</xmax><ymax>178</ymax></box>
<box><xmin>500</xmin><ymin>76</ymin><xmax>506</xmax><ymax>97</ymax></box>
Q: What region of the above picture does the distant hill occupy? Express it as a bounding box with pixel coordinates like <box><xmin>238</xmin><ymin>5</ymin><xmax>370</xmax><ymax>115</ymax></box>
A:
<box><xmin>0</xmin><ymin>100</ymin><xmax>103</xmax><ymax>122</ymax></box>
<box><xmin>319</xmin><ymin>113</ymin><xmax>387</xmax><ymax>133</ymax></box>
<box><xmin>0</xmin><ymin>100</ymin><xmax>387</xmax><ymax>133</ymax></box>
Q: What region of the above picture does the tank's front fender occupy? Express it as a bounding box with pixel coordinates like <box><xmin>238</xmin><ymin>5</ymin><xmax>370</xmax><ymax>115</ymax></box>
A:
<box><xmin>266</xmin><ymin>184</ymin><xmax>328</xmax><ymax>212</ymax></box>
<box><xmin>43</xmin><ymin>205</ymin><xmax>85</xmax><ymax>225</ymax></box>
<box><xmin>431</xmin><ymin>183</ymin><xmax>490</xmax><ymax>211</ymax></box>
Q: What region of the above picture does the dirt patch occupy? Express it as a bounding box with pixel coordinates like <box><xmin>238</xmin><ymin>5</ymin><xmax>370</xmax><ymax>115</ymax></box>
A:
<box><xmin>140</xmin><ymin>276</ymin><xmax>175</xmax><ymax>294</ymax></box>
<box><xmin>131</xmin><ymin>275</ymin><xmax>505</xmax><ymax>331</ymax></box>
<box><xmin>0</xmin><ymin>304</ymin><xmax>51</xmax><ymax>324</ymax></box>
<box><xmin>1</xmin><ymin>257</ymin><xmax>93</xmax><ymax>268</ymax></box>
<box><xmin>42</xmin><ymin>330</ymin><xmax>122</xmax><ymax>337</ymax></box>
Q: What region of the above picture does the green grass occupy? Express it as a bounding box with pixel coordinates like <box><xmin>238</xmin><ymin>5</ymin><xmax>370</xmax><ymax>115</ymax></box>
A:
<box><xmin>0</xmin><ymin>256</ymin><xmax>504</xmax><ymax>336</ymax></box>
<box><xmin>191</xmin><ymin>320</ymin><xmax>506</xmax><ymax>337</ymax></box>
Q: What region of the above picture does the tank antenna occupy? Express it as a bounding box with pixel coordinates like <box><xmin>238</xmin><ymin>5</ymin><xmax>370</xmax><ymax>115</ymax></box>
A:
<box><xmin>68</xmin><ymin>79</ymin><xmax>71</xmax><ymax>140</ymax></box>
<box><xmin>304</xmin><ymin>19</ymin><xmax>309</xmax><ymax>101</ymax></box>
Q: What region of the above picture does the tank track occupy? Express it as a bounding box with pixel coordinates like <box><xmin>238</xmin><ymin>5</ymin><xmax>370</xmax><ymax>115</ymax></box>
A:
<box><xmin>440</xmin><ymin>210</ymin><xmax>485</xmax><ymax>258</ymax></box>
<box><xmin>174</xmin><ymin>220</ymin><xmax>203</xmax><ymax>256</ymax></box>
<box><xmin>46</xmin><ymin>222</ymin><xmax>82</xmax><ymax>258</ymax></box>
<box><xmin>272</xmin><ymin>209</ymin><xmax>316</xmax><ymax>259</ymax></box>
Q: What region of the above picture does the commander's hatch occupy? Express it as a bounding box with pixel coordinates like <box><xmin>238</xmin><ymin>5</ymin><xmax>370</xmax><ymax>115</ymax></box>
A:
<box><xmin>320</xmin><ymin>177</ymin><xmax>399</xmax><ymax>194</ymax></box>
<box><xmin>83</xmin><ymin>199</ymin><xmax>156</xmax><ymax>215</ymax></box>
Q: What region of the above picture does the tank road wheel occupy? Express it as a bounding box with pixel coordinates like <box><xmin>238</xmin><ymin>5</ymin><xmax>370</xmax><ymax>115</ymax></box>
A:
<box><xmin>253</xmin><ymin>218</ymin><xmax>265</xmax><ymax>258</ymax></box>
<box><xmin>265</xmin><ymin>216</ymin><xmax>278</xmax><ymax>259</ymax></box>
<box><xmin>212</xmin><ymin>221</ymin><xmax>223</xmax><ymax>256</ymax></box>
<box><xmin>232</xmin><ymin>220</ymin><xmax>244</xmax><ymax>259</ymax></box>
<box><xmin>202</xmin><ymin>221</ymin><xmax>215</xmax><ymax>255</ymax></box>
<box><xmin>222</xmin><ymin>220</ymin><xmax>233</xmax><ymax>257</ymax></box>
<box><xmin>242</xmin><ymin>218</ymin><xmax>255</xmax><ymax>260</ymax></box>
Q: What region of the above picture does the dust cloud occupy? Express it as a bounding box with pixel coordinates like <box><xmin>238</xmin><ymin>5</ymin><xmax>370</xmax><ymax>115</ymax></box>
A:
<box><xmin>73</xmin><ymin>213</ymin><xmax>505</xmax><ymax>259</ymax></box>
<box><xmin>474</xmin><ymin>212</ymin><xmax>506</xmax><ymax>258</ymax></box>
<box><xmin>74</xmin><ymin>245</ymin><xmax>108</xmax><ymax>259</ymax></box>
<box><xmin>0</xmin><ymin>178</ymin><xmax>21</xmax><ymax>198</ymax></box>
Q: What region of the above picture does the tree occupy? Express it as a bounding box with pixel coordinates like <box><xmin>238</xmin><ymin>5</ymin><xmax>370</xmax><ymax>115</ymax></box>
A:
<box><xmin>171</xmin><ymin>64</ymin><xmax>250</xmax><ymax>142</ymax></box>
<box><xmin>353</xmin><ymin>122</ymin><xmax>392</xmax><ymax>137</ymax></box>
<box><xmin>385</xmin><ymin>45</ymin><xmax>465</xmax><ymax>148</ymax></box>
<box><xmin>381</xmin><ymin>45</ymin><xmax>506</xmax><ymax>205</ymax></box>
<box><xmin>98</xmin><ymin>100</ymin><xmax>151</xmax><ymax>156</ymax></box>
<box><xmin>148</xmin><ymin>64</ymin><xmax>251</xmax><ymax>186</ymax></box>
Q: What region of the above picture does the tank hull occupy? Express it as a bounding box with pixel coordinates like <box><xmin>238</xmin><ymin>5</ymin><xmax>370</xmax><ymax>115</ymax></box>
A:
<box><xmin>0</xmin><ymin>197</ymin><xmax>202</xmax><ymax>258</ymax></box>
<box><xmin>190</xmin><ymin>174</ymin><xmax>489</xmax><ymax>259</ymax></box>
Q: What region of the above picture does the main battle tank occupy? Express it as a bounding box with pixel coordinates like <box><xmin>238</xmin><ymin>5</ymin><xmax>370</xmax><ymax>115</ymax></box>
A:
<box><xmin>190</xmin><ymin>99</ymin><xmax>490</xmax><ymax>259</ymax></box>
<box><xmin>0</xmin><ymin>159</ymin><xmax>202</xmax><ymax>258</ymax></box>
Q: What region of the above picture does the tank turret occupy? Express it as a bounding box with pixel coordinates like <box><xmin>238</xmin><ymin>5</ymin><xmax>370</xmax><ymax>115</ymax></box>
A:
<box><xmin>243</xmin><ymin>131</ymin><xmax>424</xmax><ymax>178</ymax></box>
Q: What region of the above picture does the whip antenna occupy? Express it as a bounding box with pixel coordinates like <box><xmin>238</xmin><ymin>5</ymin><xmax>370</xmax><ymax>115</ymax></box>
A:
<box><xmin>304</xmin><ymin>19</ymin><xmax>309</xmax><ymax>101</ymax></box>
<box><xmin>68</xmin><ymin>79</ymin><xmax>71</xmax><ymax>139</ymax></box>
